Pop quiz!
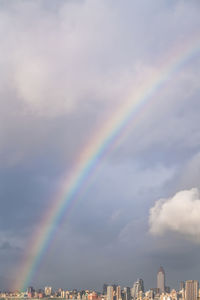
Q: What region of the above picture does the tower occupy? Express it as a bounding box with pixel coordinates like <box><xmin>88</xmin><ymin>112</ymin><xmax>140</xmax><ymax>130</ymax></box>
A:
<box><xmin>131</xmin><ymin>279</ymin><xmax>144</xmax><ymax>299</ymax></box>
<box><xmin>123</xmin><ymin>287</ymin><xmax>131</xmax><ymax>300</ymax></box>
<box><xmin>185</xmin><ymin>280</ymin><xmax>199</xmax><ymax>300</ymax></box>
<box><xmin>103</xmin><ymin>284</ymin><xmax>108</xmax><ymax>295</ymax></box>
<box><xmin>157</xmin><ymin>266</ymin><xmax>165</xmax><ymax>294</ymax></box>
<box><xmin>107</xmin><ymin>286</ymin><xmax>114</xmax><ymax>300</ymax></box>
<box><xmin>180</xmin><ymin>281</ymin><xmax>185</xmax><ymax>291</ymax></box>
<box><xmin>116</xmin><ymin>286</ymin><xmax>121</xmax><ymax>300</ymax></box>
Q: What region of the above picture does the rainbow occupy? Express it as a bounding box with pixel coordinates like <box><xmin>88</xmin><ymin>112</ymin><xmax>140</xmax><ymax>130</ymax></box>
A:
<box><xmin>16</xmin><ymin>35</ymin><xmax>200</xmax><ymax>291</ymax></box>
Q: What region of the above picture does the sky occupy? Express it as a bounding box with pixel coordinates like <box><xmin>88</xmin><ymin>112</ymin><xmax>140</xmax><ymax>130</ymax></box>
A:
<box><xmin>1</xmin><ymin>0</ymin><xmax>200</xmax><ymax>293</ymax></box>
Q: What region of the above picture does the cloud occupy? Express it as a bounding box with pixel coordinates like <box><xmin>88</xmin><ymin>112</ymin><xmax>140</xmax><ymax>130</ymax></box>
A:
<box><xmin>149</xmin><ymin>188</ymin><xmax>200</xmax><ymax>242</ymax></box>
<box><xmin>1</xmin><ymin>0</ymin><xmax>200</xmax><ymax>169</ymax></box>
<box><xmin>1</xmin><ymin>0</ymin><xmax>200</xmax><ymax>290</ymax></box>
<box><xmin>0</xmin><ymin>0</ymin><xmax>136</xmax><ymax>118</ymax></box>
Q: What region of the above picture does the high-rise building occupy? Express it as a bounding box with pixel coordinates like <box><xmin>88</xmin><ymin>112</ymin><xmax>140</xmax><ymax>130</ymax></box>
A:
<box><xmin>123</xmin><ymin>287</ymin><xmax>131</xmax><ymax>300</ymax></box>
<box><xmin>131</xmin><ymin>279</ymin><xmax>144</xmax><ymax>299</ymax></box>
<box><xmin>116</xmin><ymin>286</ymin><xmax>121</xmax><ymax>300</ymax></box>
<box><xmin>180</xmin><ymin>281</ymin><xmax>185</xmax><ymax>291</ymax></box>
<box><xmin>139</xmin><ymin>279</ymin><xmax>144</xmax><ymax>293</ymax></box>
<box><xmin>185</xmin><ymin>280</ymin><xmax>199</xmax><ymax>300</ymax></box>
<box><xmin>107</xmin><ymin>286</ymin><xmax>114</xmax><ymax>300</ymax></box>
<box><xmin>112</xmin><ymin>285</ymin><xmax>117</xmax><ymax>300</ymax></box>
<box><xmin>103</xmin><ymin>284</ymin><xmax>108</xmax><ymax>295</ymax></box>
<box><xmin>157</xmin><ymin>266</ymin><xmax>165</xmax><ymax>294</ymax></box>
<box><xmin>61</xmin><ymin>290</ymin><xmax>66</xmax><ymax>298</ymax></box>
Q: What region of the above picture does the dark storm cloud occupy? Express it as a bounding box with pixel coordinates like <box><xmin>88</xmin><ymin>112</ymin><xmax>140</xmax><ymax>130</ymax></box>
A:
<box><xmin>0</xmin><ymin>0</ymin><xmax>200</xmax><ymax>291</ymax></box>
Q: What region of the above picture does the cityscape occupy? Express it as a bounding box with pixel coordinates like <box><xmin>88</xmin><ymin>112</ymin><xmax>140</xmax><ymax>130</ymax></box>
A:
<box><xmin>0</xmin><ymin>267</ymin><xmax>199</xmax><ymax>300</ymax></box>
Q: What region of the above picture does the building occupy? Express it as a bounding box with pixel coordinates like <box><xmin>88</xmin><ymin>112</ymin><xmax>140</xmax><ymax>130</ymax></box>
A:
<box><xmin>144</xmin><ymin>290</ymin><xmax>154</xmax><ymax>300</ymax></box>
<box><xmin>170</xmin><ymin>289</ymin><xmax>178</xmax><ymax>300</ymax></box>
<box><xmin>165</xmin><ymin>287</ymin><xmax>170</xmax><ymax>293</ymax></box>
<box><xmin>61</xmin><ymin>290</ymin><xmax>66</xmax><ymax>298</ymax></box>
<box><xmin>131</xmin><ymin>279</ymin><xmax>144</xmax><ymax>299</ymax></box>
<box><xmin>27</xmin><ymin>287</ymin><xmax>35</xmax><ymax>298</ymax></box>
<box><xmin>122</xmin><ymin>287</ymin><xmax>131</xmax><ymax>300</ymax></box>
<box><xmin>107</xmin><ymin>286</ymin><xmax>114</xmax><ymax>300</ymax></box>
<box><xmin>88</xmin><ymin>291</ymin><xmax>98</xmax><ymax>300</ymax></box>
<box><xmin>157</xmin><ymin>267</ymin><xmax>165</xmax><ymax>294</ymax></box>
<box><xmin>103</xmin><ymin>284</ymin><xmax>108</xmax><ymax>295</ymax></box>
<box><xmin>37</xmin><ymin>289</ymin><xmax>44</xmax><ymax>298</ymax></box>
<box><xmin>185</xmin><ymin>280</ymin><xmax>199</xmax><ymax>300</ymax></box>
<box><xmin>45</xmin><ymin>286</ymin><xmax>52</xmax><ymax>296</ymax></box>
<box><xmin>180</xmin><ymin>282</ymin><xmax>185</xmax><ymax>291</ymax></box>
<box><xmin>116</xmin><ymin>286</ymin><xmax>121</xmax><ymax>300</ymax></box>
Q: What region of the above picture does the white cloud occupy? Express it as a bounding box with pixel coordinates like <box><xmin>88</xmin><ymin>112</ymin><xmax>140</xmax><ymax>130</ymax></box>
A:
<box><xmin>0</xmin><ymin>0</ymin><xmax>136</xmax><ymax>117</ymax></box>
<box><xmin>149</xmin><ymin>188</ymin><xmax>200</xmax><ymax>242</ymax></box>
<box><xmin>0</xmin><ymin>0</ymin><xmax>200</xmax><ymax>166</ymax></box>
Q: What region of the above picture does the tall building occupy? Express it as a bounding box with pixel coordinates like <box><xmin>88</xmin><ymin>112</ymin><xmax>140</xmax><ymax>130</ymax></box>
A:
<box><xmin>131</xmin><ymin>279</ymin><xmax>144</xmax><ymax>299</ymax></box>
<box><xmin>61</xmin><ymin>290</ymin><xmax>66</xmax><ymax>298</ymax></box>
<box><xmin>180</xmin><ymin>281</ymin><xmax>185</xmax><ymax>291</ymax></box>
<box><xmin>116</xmin><ymin>286</ymin><xmax>121</xmax><ymax>300</ymax></box>
<box><xmin>139</xmin><ymin>279</ymin><xmax>144</xmax><ymax>293</ymax></box>
<box><xmin>185</xmin><ymin>280</ymin><xmax>199</xmax><ymax>300</ymax></box>
<box><xmin>113</xmin><ymin>285</ymin><xmax>117</xmax><ymax>300</ymax></box>
<box><xmin>103</xmin><ymin>284</ymin><xmax>108</xmax><ymax>295</ymax></box>
<box><xmin>123</xmin><ymin>287</ymin><xmax>131</xmax><ymax>300</ymax></box>
<box><xmin>157</xmin><ymin>266</ymin><xmax>165</xmax><ymax>294</ymax></box>
<box><xmin>107</xmin><ymin>286</ymin><xmax>114</xmax><ymax>300</ymax></box>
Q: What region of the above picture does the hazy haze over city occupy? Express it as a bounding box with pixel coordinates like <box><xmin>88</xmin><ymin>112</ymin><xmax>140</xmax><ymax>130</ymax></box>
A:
<box><xmin>1</xmin><ymin>0</ymin><xmax>200</xmax><ymax>292</ymax></box>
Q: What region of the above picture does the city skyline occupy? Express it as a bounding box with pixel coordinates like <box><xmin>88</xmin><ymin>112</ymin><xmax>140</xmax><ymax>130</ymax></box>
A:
<box><xmin>1</xmin><ymin>0</ymin><xmax>200</xmax><ymax>292</ymax></box>
<box><xmin>0</xmin><ymin>266</ymin><xmax>199</xmax><ymax>294</ymax></box>
<box><xmin>1</xmin><ymin>272</ymin><xmax>200</xmax><ymax>300</ymax></box>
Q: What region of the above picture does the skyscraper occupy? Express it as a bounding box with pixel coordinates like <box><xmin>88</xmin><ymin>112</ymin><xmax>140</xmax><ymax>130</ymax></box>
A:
<box><xmin>116</xmin><ymin>286</ymin><xmax>121</xmax><ymax>300</ymax></box>
<box><xmin>157</xmin><ymin>266</ymin><xmax>165</xmax><ymax>294</ymax></box>
<box><xmin>185</xmin><ymin>280</ymin><xmax>199</xmax><ymax>300</ymax></box>
<box><xmin>103</xmin><ymin>284</ymin><xmax>108</xmax><ymax>295</ymax></box>
<box><xmin>123</xmin><ymin>287</ymin><xmax>131</xmax><ymax>300</ymax></box>
<box><xmin>131</xmin><ymin>279</ymin><xmax>144</xmax><ymax>299</ymax></box>
<box><xmin>180</xmin><ymin>281</ymin><xmax>185</xmax><ymax>291</ymax></box>
<box><xmin>107</xmin><ymin>286</ymin><xmax>114</xmax><ymax>300</ymax></box>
